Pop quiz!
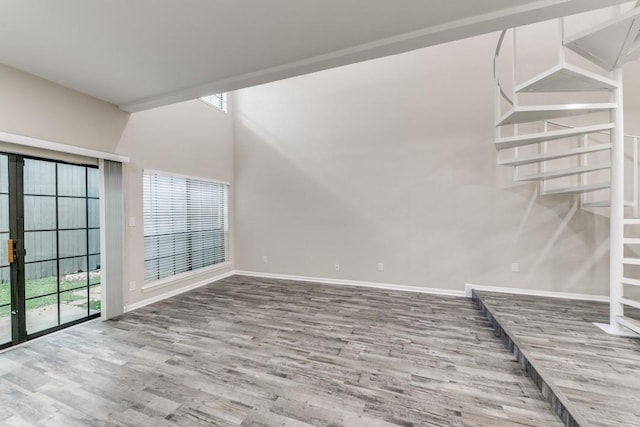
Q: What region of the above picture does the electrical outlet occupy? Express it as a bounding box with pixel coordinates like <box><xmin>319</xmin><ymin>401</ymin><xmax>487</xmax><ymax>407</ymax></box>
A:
<box><xmin>263</xmin><ymin>255</ymin><xmax>268</xmax><ymax>263</ymax></box>
<box><xmin>377</xmin><ymin>263</ymin><xmax>384</xmax><ymax>272</ymax></box>
<box><xmin>511</xmin><ymin>263</ymin><xmax>520</xmax><ymax>273</ymax></box>
<box><xmin>335</xmin><ymin>264</ymin><xmax>340</xmax><ymax>272</ymax></box>
<box><xmin>129</xmin><ymin>281</ymin><xmax>136</xmax><ymax>291</ymax></box>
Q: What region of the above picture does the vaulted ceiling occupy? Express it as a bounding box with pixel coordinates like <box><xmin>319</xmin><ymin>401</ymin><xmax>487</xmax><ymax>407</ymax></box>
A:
<box><xmin>0</xmin><ymin>0</ymin><xmax>630</xmax><ymax>112</ymax></box>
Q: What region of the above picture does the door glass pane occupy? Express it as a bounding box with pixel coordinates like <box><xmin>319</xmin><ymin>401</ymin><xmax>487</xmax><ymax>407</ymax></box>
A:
<box><xmin>58</xmin><ymin>164</ymin><xmax>86</xmax><ymax>197</ymax></box>
<box><xmin>59</xmin><ymin>230</ymin><xmax>87</xmax><ymax>258</ymax></box>
<box><xmin>88</xmin><ymin>199</ymin><xmax>100</xmax><ymax>228</ymax></box>
<box><xmin>60</xmin><ymin>289</ymin><xmax>87</xmax><ymax>324</ymax></box>
<box><xmin>88</xmin><ymin>229</ymin><xmax>100</xmax><ymax>255</ymax></box>
<box><xmin>89</xmin><ymin>284</ymin><xmax>100</xmax><ymax>314</ymax></box>
<box><xmin>24</xmin><ymin>196</ymin><xmax>56</xmax><ymax>231</ymax></box>
<box><xmin>58</xmin><ymin>198</ymin><xmax>86</xmax><ymax>229</ymax></box>
<box><xmin>0</xmin><ymin>155</ymin><xmax>9</xmax><ymax>345</ymax></box>
<box><xmin>25</xmin><ymin>261</ymin><xmax>58</xmax><ymax>299</ymax></box>
<box><xmin>59</xmin><ymin>256</ymin><xmax>88</xmax><ymax>291</ymax></box>
<box><xmin>25</xmin><ymin>231</ymin><xmax>57</xmax><ymax>263</ymax></box>
<box><xmin>87</xmin><ymin>168</ymin><xmax>99</xmax><ymax>198</ymax></box>
<box><xmin>0</xmin><ymin>267</ymin><xmax>10</xmax><ymax>345</ymax></box>
<box><xmin>25</xmin><ymin>261</ymin><xmax>59</xmax><ymax>334</ymax></box>
<box><xmin>24</xmin><ymin>159</ymin><xmax>56</xmax><ymax>195</ymax></box>
<box><xmin>26</xmin><ymin>294</ymin><xmax>59</xmax><ymax>335</ymax></box>
<box><xmin>0</xmin><ymin>156</ymin><xmax>7</xmax><ymax>194</ymax></box>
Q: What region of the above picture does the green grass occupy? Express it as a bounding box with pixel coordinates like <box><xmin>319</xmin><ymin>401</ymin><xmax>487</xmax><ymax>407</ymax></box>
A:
<box><xmin>0</xmin><ymin>275</ymin><xmax>100</xmax><ymax>315</ymax></box>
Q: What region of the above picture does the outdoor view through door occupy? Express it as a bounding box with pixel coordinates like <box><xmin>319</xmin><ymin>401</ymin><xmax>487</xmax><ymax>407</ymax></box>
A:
<box><xmin>0</xmin><ymin>154</ymin><xmax>100</xmax><ymax>349</ymax></box>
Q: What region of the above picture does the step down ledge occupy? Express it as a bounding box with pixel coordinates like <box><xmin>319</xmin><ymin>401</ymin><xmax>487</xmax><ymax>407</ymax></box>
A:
<box><xmin>517</xmin><ymin>163</ymin><xmax>610</xmax><ymax>182</ymax></box>
<box><xmin>515</xmin><ymin>63</ymin><xmax>618</xmax><ymax>93</ymax></box>
<box><xmin>497</xmin><ymin>103</ymin><xmax>617</xmax><ymax>126</ymax></box>
<box><xmin>498</xmin><ymin>143</ymin><xmax>612</xmax><ymax>166</ymax></box>
<box><xmin>495</xmin><ymin>123</ymin><xmax>614</xmax><ymax>150</ymax></box>
<box><xmin>541</xmin><ymin>182</ymin><xmax>610</xmax><ymax>196</ymax></box>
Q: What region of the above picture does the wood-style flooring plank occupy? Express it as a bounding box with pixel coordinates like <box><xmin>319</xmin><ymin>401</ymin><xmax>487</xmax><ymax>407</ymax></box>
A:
<box><xmin>475</xmin><ymin>291</ymin><xmax>640</xmax><ymax>427</ymax></box>
<box><xmin>0</xmin><ymin>276</ymin><xmax>562</xmax><ymax>426</ymax></box>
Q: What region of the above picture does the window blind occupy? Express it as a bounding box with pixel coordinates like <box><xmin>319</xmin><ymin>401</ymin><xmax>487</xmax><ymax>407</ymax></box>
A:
<box><xmin>200</xmin><ymin>93</ymin><xmax>227</xmax><ymax>111</ymax></box>
<box><xmin>143</xmin><ymin>171</ymin><xmax>228</xmax><ymax>283</ymax></box>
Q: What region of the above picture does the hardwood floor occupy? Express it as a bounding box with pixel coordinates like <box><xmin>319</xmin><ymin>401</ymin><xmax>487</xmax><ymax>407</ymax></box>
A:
<box><xmin>0</xmin><ymin>276</ymin><xmax>562</xmax><ymax>426</ymax></box>
<box><xmin>474</xmin><ymin>291</ymin><xmax>640</xmax><ymax>427</ymax></box>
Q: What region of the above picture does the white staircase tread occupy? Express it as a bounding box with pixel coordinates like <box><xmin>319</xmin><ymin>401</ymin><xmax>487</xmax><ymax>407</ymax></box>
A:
<box><xmin>515</xmin><ymin>64</ymin><xmax>618</xmax><ymax>93</ymax></box>
<box><xmin>620</xmin><ymin>297</ymin><xmax>640</xmax><ymax>310</ymax></box>
<box><xmin>622</xmin><ymin>277</ymin><xmax>640</xmax><ymax>287</ymax></box>
<box><xmin>541</xmin><ymin>182</ymin><xmax>610</xmax><ymax>196</ymax></box>
<box><xmin>582</xmin><ymin>200</ymin><xmax>609</xmax><ymax>208</ymax></box>
<box><xmin>516</xmin><ymin>163</ymin><xmax>610</xmax><ymax>182</ymax></box>
<box><xmin>623</xmin><ymin>257</ymin><xmax>640</xmax><ymax>265</ymax></box>
<box><xmin>616</xmin><ymin>315</ymin><xmax>640</xmax><ymax>335</ymax></box>
<box><xmin>624</xmin><ymin>218</ymin><xmax>640</xmax><ymax>225</ymax></box>
<box><xmin>565</xmin><ymin>7</ymin><xmax>640</xmax><ymax>71</ymax></box>
<box><xmin>495</xmin><ymin>123</ymin><xmax>614</xmax><ymax>150</ymax></box>
<box><xmin>497</xmin><ymin>103</ymin><xmax>617</xmax><ymax>126</ymax></box>
<box><xmin>624</xmin><ymin>238</ymin><xmax>640</xmax><ymax>244</ymax></box>
<box><xmin>498</xmin><ymin>143</ymin><xmax>612</xmax><ymax>166</ymax></box>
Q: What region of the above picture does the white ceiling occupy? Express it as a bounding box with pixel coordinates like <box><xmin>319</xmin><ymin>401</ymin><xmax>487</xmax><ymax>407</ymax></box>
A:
<box><xmin>0</xmin><ymin>0</ymin><xmax>630</xmax><ymax>112</ymax></box>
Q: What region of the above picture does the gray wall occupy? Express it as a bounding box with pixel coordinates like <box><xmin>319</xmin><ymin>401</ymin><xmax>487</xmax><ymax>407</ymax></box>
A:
<box><xmin>0</xmin><ymin>63</ymin><xmax>235</xmax><ymax>308</ymax></box>
<box><xmin>233</xmin><ymin>32</ymin><xmax>616</xmax><ymax>295</ymax></box>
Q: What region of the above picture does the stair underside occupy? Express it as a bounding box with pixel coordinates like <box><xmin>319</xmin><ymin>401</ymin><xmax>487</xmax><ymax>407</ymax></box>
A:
<box><xmin>497</xmin><ymin>103</ymin><xmax>616</xmax><ymax>126</ymax></box>
<box><xmin>516</xmin><ymin>163</ymin><xmax>610</xmax><ymax>182</ymax></box>
<box><xmin>565</xmin><ymin>7</ymin><xmax>640</xmax><ymax>71</ymax></box>
<box><xmin>617</xmin><ymin>315</ymin><xmax>640</xmax><ymax>335</ymax></box>
<box><xmin>541</xmin><ymin>182</ymin><xmax>610</xmax><ymax>195</ymax></box>
<box><xmin>495</xmin><ymin>122</ymin><xmax>614</xmax><ymax>149</ymax></box>
<box><xmin>498</xmin><ymin>143</ymin><xmax>611</xmax><ymax>166</ymax></box>
<box><xmin>515</xmin><ymin>64</ymin><xmax>618</xmax><ymax>92</ymax></box>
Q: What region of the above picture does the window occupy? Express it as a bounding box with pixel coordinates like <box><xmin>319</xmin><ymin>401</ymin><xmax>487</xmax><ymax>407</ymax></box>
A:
<box><xmin>143</xmin><ymin>171</ymin><xmax>228</xmax><ymax>283</ymax></box>
<box><xmin>200</xmin><ymin>93</ymin><xmax>227</xmax><ymax>111</ymax></box>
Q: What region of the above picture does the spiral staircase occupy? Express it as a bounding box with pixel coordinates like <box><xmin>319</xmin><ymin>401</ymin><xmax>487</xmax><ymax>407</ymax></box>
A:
<box><xmin>494</xmin><ymin>4</ymin><xmax>640</xmax><ymax>336</ymax></box>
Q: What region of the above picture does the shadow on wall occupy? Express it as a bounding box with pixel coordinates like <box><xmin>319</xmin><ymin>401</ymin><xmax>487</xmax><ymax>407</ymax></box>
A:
<box><xmin>233</xmin><ymin>32</ymin><xmax>611</xmax><ymax>294</ymax></box>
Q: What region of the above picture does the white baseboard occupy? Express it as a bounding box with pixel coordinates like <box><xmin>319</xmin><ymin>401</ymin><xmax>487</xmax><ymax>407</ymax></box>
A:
<box><xmin>234</xmin><ymin>270</ymin><xmax>466</xmax><ymax>297</ymax></box>
<box><xmin>465</xmin><ymin>283</ymin><xmax>610</xmax><ymax>302</ymax></box>
<box><xmin>124</xmin><ymin>272</ymin><xmax>610</xmax><ymax>313</ymax></box>
<box><xmin>125</xmin><ymin>270</ymin><xmax>236</xmax><ymax>312</ymax></box>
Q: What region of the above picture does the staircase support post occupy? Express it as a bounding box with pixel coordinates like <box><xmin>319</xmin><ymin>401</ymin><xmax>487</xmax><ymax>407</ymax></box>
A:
<box><xmin>609</xmin><ymin>67</ymin><xmax>626</xmax><ymax>334</ymax></box>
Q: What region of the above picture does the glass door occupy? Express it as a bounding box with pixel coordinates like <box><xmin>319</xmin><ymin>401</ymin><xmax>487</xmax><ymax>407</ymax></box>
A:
<box><xmin>0</xmin><ymin>155</ymin><xmax>10</xmax><ymax>347</ymax></box>
<box><xmin>0</xmin><ymin>154</ymin><xmax>100</xmax><ymax>350</ymax></box>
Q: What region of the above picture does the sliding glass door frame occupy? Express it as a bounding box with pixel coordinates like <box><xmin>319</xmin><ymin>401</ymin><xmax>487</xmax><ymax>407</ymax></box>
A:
<box><xmin>1</xmin><ymin>152</ymin><xmax>100</xmax><ymax>350</ymax></box>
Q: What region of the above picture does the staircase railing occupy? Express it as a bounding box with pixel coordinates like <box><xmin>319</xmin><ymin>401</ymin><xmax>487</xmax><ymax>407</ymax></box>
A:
<box><xmin>543</xmin><ymin>119</ymin><xmax>640</xmax><ymax>216</ymax></box>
